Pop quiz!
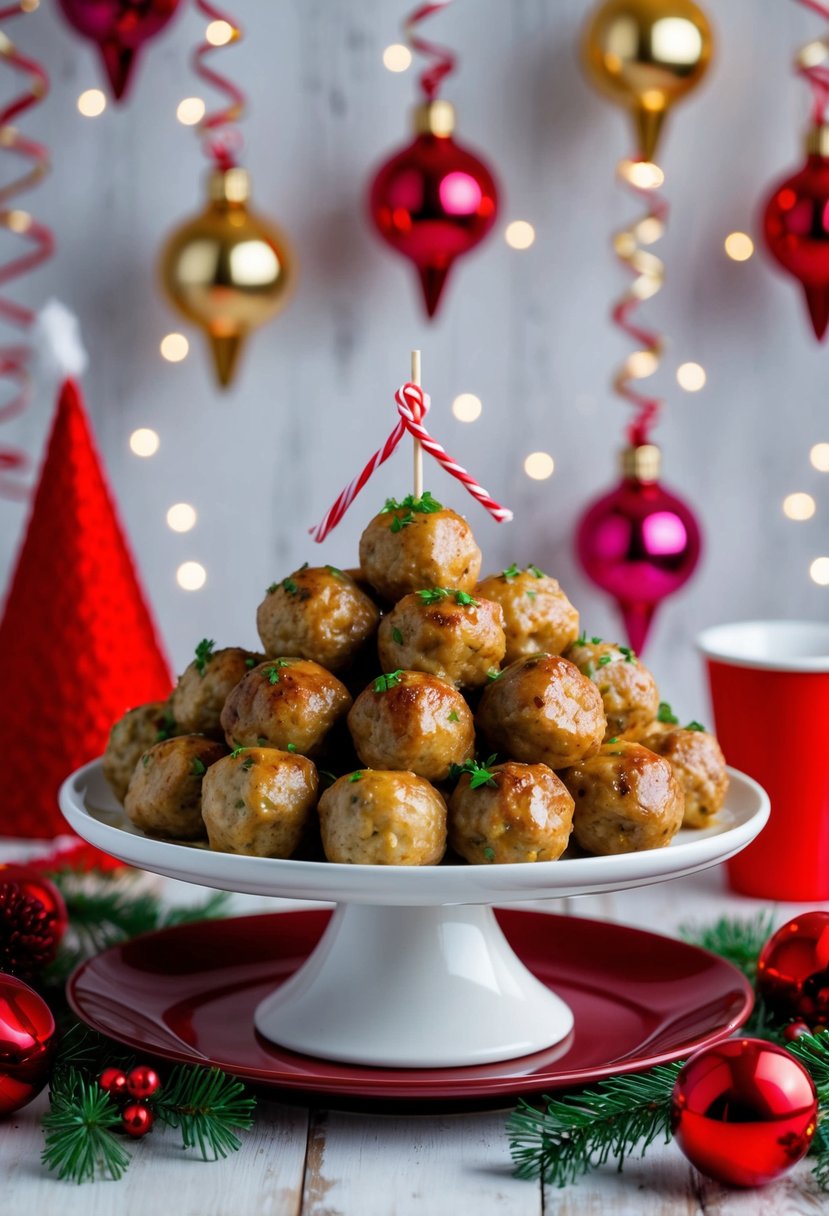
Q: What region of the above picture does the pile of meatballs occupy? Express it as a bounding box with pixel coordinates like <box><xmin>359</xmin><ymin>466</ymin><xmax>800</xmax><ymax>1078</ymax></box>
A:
<box><xmin>103</xmin><ymin>493</ymin><xmax>729</xmax><ymax>867</ymax></box>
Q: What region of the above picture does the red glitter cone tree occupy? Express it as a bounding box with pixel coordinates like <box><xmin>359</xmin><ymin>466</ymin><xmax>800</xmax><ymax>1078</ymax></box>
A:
<box><xmin>0</xmin><ymin>378</ymin><xmax>172</xmax><ymax>837</ymax></box>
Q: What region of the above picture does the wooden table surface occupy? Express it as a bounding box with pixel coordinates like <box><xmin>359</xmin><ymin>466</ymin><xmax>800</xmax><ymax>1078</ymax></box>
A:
<box><xmin>2</xmin><ymin>850</ymin><xmax>826</xmax><ymax>1216</ymax></box>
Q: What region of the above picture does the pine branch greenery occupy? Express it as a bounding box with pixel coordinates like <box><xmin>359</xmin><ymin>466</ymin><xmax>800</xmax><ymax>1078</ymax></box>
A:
<box><xmin>42</xmin><ymin>1069</ymin><xmax>131</xmax><ymax>1184</ymax></box>
<box><xmin>155</xmin><ymin>1065</ymin><xmax>256</xmax><ymax>1160</ymax></box>
<box><xmin>678</xmin><ymin>911</ymin><xmax>774</xmax><ymax>983</ymax></box>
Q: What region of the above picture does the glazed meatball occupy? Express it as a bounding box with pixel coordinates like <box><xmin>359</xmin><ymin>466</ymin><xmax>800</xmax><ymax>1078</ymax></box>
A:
<box><xmin>348</xmin><ymin>670</ymin><xmax>474</xmax><ymax>781</ymax></box>
<box><xmin>477</xmin><ymin>654</ymin><xmax>605</xmax><ymax>769</ymax></box>
<box><xmin>560</xmin><ymin>741</ymin><xmax>684</xmax><ymax>855</ymax></box>
<box><xmin>359</xmin><ymin>499</ymin><xmax>481</xmax><ymax>603</ymax></box>
<box><xmin>103</xmin><ymin>700</ymin><xmax>176</xmax><ymax>803</ymax></box>
<box><xmin>565</xmin><ymin>637</ymin><xmax>659</xmax><ymax>741</ymax></box>
<box><xmin>449</xmin><ymin>761</ymin><xmax>574</xmax><ymax>864</ymax></box>
<box><xmin>124</xmin><ymin>735</ymin><xmax>225</xmax><ymax>839</ymax></box>
<box><xmin>319</xmin><ymin>769</ymin><xmax>447</xmax><ymax>865</ymax></box>
<box><xmin>642</xmin><ymin>726</ymin><xmax>729</xmax><ymax>828</ymax></box>
<box><xmin>256</xmin><ymin>565</ymin><xmax>380</xmax><ymax>671</ymax></box>
<box><xmin>475</xmin><ymin>565</ymin><xmax>580</xmax><ymax>663</ymax></box>
<box><xmin>220</xmin><ymin>659</ymin><xmax>352</xmax><ymax>757</ymax></box>
<box><xmin>201</xmin><ymin>747</ymin><xmax>319</xmax><ymax>856</ymax></box>
<box><xmin>378</xmin><ymin>589</ymin><xmax>506</xmax><ymax>689</ymax></box>
<box><xmin>171</xmin><ymin>642</ymin><xmax>264</xmax><ymax>738</ymax></box>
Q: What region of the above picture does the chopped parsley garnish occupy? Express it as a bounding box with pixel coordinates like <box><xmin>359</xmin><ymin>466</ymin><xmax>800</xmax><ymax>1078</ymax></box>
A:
<box><xmin>348</xmin><ymin>771</ymin><xmax>363</xmax><ymax>783</ymax></box>
<box><xmin>618</xmin><ymin>645</ymin><xmax>637</xmax><ymax>664</ymax></box>
<box><xmin>264</xmin><ymin>659</ymin><xmax>291</xmax><ymax>684</ymax></box>
<box><xmin>585</xmin><ymin>662</ymin><xmax>595</xmax><ymax>678</ymax></box>
<box><xmin>657</xmin><ymin>702</ymin><xmax>679</xmax><ymax>725</ymax></box>
<box><xmin>455</xmin><ymin>590</ymin><xmax>478</xmax><ymax>607</ymax></box>
<box><xmin>326</xmin><ymin>565</ymin><xmax>345</xmax><ymax>579</ymax></box>
<box><xmin>282</xmin><ymin>577</ymin><xmax>298</xmax><ymax>595</ymax></box>
<box><xmin>191</xmin><ymin>757</ymin><xmax>206</xmax><ymax>777</ymax></box>
<box><xmin>527</xmin><ymin>564</ymin><xmax>546</xmax><ymax>579</ymax></box>
<box><xmin>373</xmin><ymin>669</ymin><xmax>404</xmax><ymax>693</ymax></box>
<box><xmin>266</xmin><ymin>582</ymin><xmax>278</xmax><ymax>595</ymax></box>
<box><xmin>448</xmin><ymin>710</ymin><xmax>460</xmax><ymax>723</ymax></box>
<box><xmin>449</xmin><ymin>755</ymin><xmax>499</xmax><ymax>789</ymax></box>
<box><xmin>597</xmin><ymin>654</ymin><xmax>612</xmax><ymax>667</ymax></box>
<box><xmin>235</xmin><ymin>799</ymin><xmax>245</xmax><ymax>809</ymax></box>
<box><xmin>502</xmin><ymin>563</ymin><xmax>521</xmax><ymax>581</ymax></box>
<box><xmin>230</xmin><ymin>746</ymin><xmax>248</xmax><ymax>759</ymax></box>
<box><xmin>391</xmin><ymin>627</ymin><xmax>404</xmax><ymax>645</ymax></box>
<box><xmin>142</xmin><ymin>753</ymin><xmax>151</xmax><ymax>767</ymax></box>
<box><xmin>417</xmin><ymin>587</ymin><xmax>450</xmax><ymax>604</ymax></box>
<box><xmin>486</xmin><ymin>668</ymin><xmax>502</xmax><ymax>682</ymax></box>
<box><xmin>287</xmin><ymin>743</ymin><xmax>298</xmax><ymax>753</ymax></box>
<box><xmin>527</xmin><ymin>590</ymin><xmax>537</xmax><ymax>600</ymax></box>
<box><xmin>390</xmin><ymin>511</ymin><xmax>414</xmax><ymax>533</ymax></box>
<box><xmin>194</xmin><ymin>638</ymin><xmax>215</xmax><ymax>676</ymax></box>
<box><xmin>155</xmin><ymin>708</ymin><xmax>177</xmax><ymax>742</ymax></box>
<box><xmin>607</xmin><ymin>737</ymin><xmax>619</xmax><ymax>744</ymax></box>
<box><xmin>482</xmin><ymin>846</ymin><xmax>496</xmax><ymax>862</ymax></box>
<box><xmin>686</xmin><ymin>720</ymin><xmax>706</xmax><ymax>732</ymax></box>
<box><xmin>241</xmin><ymin>756</ymin><xmax>255</xmax><ymax>771</ymax></box>
<box><xmin>299</xmin><ymin>562</ymin><xmax>309</xmax><ymax>572</ymax></box>
<box><xmin>257</xmin><ymin>737</ymin><xmax>268</xmax><ymax>746</ymax></box>
<box><xmin>244</xmin><ymin>657</ymin><xmax>256</xmax><ymax>668</ymax></box>
<box><xmin>381</xmin><ymin>491</ymin><xmax>442</xmax><ymax>515</ymax></box>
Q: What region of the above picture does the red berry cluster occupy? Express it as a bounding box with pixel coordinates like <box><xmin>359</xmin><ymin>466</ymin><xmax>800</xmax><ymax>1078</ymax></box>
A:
<box><xmin>99</xmin><ymin>1065</ymin><xmax>160</xmax><ymax>1137</ymax></box>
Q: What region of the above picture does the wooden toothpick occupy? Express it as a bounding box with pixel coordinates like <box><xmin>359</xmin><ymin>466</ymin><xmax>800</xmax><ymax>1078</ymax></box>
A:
<box><xmin>411</xmin><ymin>349</ymin><xmax>423</xmax><ymax>499</ymax></box>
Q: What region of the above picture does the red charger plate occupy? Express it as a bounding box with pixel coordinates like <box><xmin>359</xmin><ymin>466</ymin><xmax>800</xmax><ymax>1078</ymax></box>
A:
<box><xmin>68</xmin><ymin>908</ymin><xmax>752</xmax><ymax>1105</ymax></box>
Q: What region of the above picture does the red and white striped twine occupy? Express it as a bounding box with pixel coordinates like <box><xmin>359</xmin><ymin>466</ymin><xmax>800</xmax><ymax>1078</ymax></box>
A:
<box><xmin>309</xmin><ymin>382</ymin><xmax>512</xmax><ymax>543</ymax></box>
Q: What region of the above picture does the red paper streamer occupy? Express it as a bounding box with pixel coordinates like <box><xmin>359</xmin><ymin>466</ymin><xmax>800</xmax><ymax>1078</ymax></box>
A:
<box><xmin>0</xmin><ymin>3</ymin><xmax>52</xmax><ymax>500</ymax></box>
<box><xmin>193</xmin><ymin>0</ymin><xmax>245</xmax><ymax>170</ymax></box>
<box><xmin>796</xmin><ymin>1</ymin><xmax>829</xmax><ymax>123</ymax></box>
<box><xmin>404</xmin><ymin>1</ymin><xmax>456</xmax><ymax>100</ymax></box>
<box><xmin>310</xmin><ymin>382</ymin><xmax>512</xmax><ymax>543</ymax></box>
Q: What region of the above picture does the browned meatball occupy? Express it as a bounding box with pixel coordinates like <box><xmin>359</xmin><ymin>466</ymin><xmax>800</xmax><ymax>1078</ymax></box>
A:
<box><xmin>220</xmin><ymin>659</ymin><xmax>352</xmax><ymax>757</ymax></box>
<box><xmin>449</xmin><ymin>761</ymin><xmax>574</xmax><ymax>864</ymax></box>
<box><xmin>477</xmin><ymin>654</ymin><xmax>605</xmax><ymax>769</ymax></box>
<box><xmin>256</xmin><ymin>565</ymin><xmax>380</xmax><ymax>671</ymax></box>
<box><xmin>103</xmin><ymin>700</ymin><xmax>176</xmax><ymax>803</ymax></box>
<box><xmin>641</xmin><ymin>725</ymin><xmax>729</xmax><ymax>828</ymax></box>
<box><xmin>359</xmin><ymin>498</ymin><xmax>481</xmax><ymax>603</ymax></box>
<box><xmin>171</xmin><ymin>642</ymin><xmax>264</xmax><ymax>739</ymax></box>
<box><xmin>348</xmin><ymin>670</ymin><xmax>474</xmax><ymax>781</ymax></box>
<box><xmin>560</xmin><ymin>741</ymin><xmax>684</xmax><ymax>855</ymax></box>
<box><xmin>201</xmin><ymin>747</ymin><xmax>319</xmax><ymax>856</ymax></box>
<box><xmin>318</xmin><ymin>769</ymin><xmax>447</xmax><ymax>864</ymax></box>
<box><xmin>475</xmin><ymin>565</ymin><xmax>580</xmax><ymax>663</ymax></box>
<box><xmin>378</xmin><ymin>589</ymin><xmax>506</xmax><ymax>689</ymax></box>
<box><xmin>565</xmin><ymin>637</ymin><xmax>659</xmax><ymax>741</ymax></box>
<box><xmin>124</xmin><ymin>735</ymin><xmax>225</xmax><ymax>839</ymax></box>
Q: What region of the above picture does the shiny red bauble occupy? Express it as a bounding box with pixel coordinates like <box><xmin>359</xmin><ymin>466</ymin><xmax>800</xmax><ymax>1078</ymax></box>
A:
<box><xmin>575</xmin><ymin>448</ymin><xmax>701</xmax><ymax>653</ymax></box>
<box><xmin>763</xmin><ymin>140</ymin><xmax>829</xmax><ymax>341</ymax></box>
<box><xmin>671</xmin><ymin>1039</ymin><xmax>817</xmax><ymax>1187</ymax></box>
<box><xmin>99</xmin><ymin>1067</ymin><xmax>128</xmax><ymax>1097</ymax></box>
<box><xmin>0</xmin><ymin>864</ymin><xmax>68</xmax><ymax>956</ymax></box>
<box><xmin>122</xmin><ymin>1102</ymin><xmax>154</xmax><ymax>1137</ymax></box>
<box><xmin>56</xmin><ymin>0</ymin><xmax>182</xmax><ymax>101</ymax></box>
<box><xmin>126</xmin><ymin>1065</ymin><xmax>160</xmax><ymax>1100</ymax></box>
<box><xmin>0</xmin><ymin>974</ymin><xmax>56</xmax><ymax>1116</ymax></box>
<box><xmin>757</xmin><ymin>912</ymin><xmax>829</xmax><ymax>1028</ymax></box>
<box><xmin>369</xmin><ymin>101</ymin><xmax>498</xmax><ymax>318</ymax></box>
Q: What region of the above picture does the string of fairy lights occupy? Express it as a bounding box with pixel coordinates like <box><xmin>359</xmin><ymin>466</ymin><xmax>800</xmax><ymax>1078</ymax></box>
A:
<box><xmin>71</xmin><ymin>32</ymin><xmax>828</xmax><ymax>594</ymax></box>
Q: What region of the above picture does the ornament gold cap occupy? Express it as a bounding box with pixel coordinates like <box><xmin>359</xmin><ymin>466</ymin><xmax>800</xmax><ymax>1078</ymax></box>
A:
<box><xmin>805</xmin><ymin>124</ymin><xmax>829</xmax><ymax>157</ymax></box>
<box><xmin>209</xmin><ymin>167</ymin><xmax>251</xmax><ymax>204</ymax></box>
<box><xmin>621</xmin><ymin>444</ymin><xmax>661</xmax><ymax>482</ymax></box>
<box><xmin>413</xmin><ymin>99</ymin><xmax>455</xmax><ymax>137</ymax></box>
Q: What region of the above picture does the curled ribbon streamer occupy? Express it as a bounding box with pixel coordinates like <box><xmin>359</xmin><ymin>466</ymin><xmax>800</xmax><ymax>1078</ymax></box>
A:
<box><xmin>404</xmin><ymin>1</ymin><xmax>456</xmax><ymax>100</ymax></box>
<box><xmin>795</xmin><ymin>1</ymin><xmax>829</xmax><ymax>123</ymax></box>
<box><xmin>310</xmin><ymin>381</ymin><xmax>512</xmax><ymax>543</ymax></box>
<box><xmin>612</xmin><ymin>160</ymin><xmax>669</xmax><ymax>449</ymax></box>
<box><xmin>0</xmin><ymin>3</ymin><xmax>52</xmax><ymax>501</ymax></box>
<box><xmin>194</xmin><ymin>0</ymin><xmax>245</xmax><ymax>170</ymax></box>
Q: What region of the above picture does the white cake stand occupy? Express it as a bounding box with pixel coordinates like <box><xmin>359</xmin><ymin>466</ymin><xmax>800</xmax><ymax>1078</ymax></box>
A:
<box><xmin>60</xmin><ymin>760</ymin><xmax>768</xmax><ymax>1070</ymax></box>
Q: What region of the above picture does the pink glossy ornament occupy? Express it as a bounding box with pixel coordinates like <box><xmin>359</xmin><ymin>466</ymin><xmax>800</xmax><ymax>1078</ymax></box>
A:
<box><xmin>56</xmin><ymin>0</ymin><xmax>182</xmax><ymax>102</ymax></box>
<box><xmin>576</xmin><ymin>445</ymin><xmax>701</xmax><ymax>652</ymax></box>
<box><xmin>369</xmin><ymin>100</ymin><xmax>498</xmax><ymax>318</ymax></box>
<box><xmin>671</xmin><ymin>1038</ymin><xmax>818</xmax><ymax>1188</ymax></box>
<box><xmin>763</xmin><ymin>126</ymin><xmax>829</xmax><ymax>341</ymax></box>
<box><xmin>0</xmin><ymin>975</ymin><xmax>55</xmax><ymax>1116</ymax></box>
<box><xmin>757</xmin><ymin>912</ymin><xmax>829</xmax><ymax>1029</ymax></box>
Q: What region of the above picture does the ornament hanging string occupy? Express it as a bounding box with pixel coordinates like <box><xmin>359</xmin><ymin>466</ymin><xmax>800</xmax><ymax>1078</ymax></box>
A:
<box><xmin>612</xmin><ymin>159</ymin><xmax>668</xmax><ymax>449</ymax></box>
<box><xmin>795</xmin><ymin>0</ymin><xmax>829</xmax><ymax>123</ymax></box>
<box><xmin>0</xmin><ymin>2</ymin><xmax>52</xmax><ymax>501</ymax></box>
<box><xmin>193</xmin><ymin>0</ymin><xmax>245</xmax><ymax>171</ymax></box>
<box><xmin>404</xmin><ymin>1</ymin><xmax>456</xmax><ymax>100</ymax></box>
<box><xmin>310</xmin><ymin>382</ymin><xmax>512</xmax><ymax>543</ymax></box>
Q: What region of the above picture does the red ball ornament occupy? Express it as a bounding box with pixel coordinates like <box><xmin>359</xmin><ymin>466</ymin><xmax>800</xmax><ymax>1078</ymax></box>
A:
<box><xmin>56</xmin><ymin>0</ymin><xmax>182</xmax><ymax>102</ymax></box>
<box><xmin>763</xmin><ymin>128</ymin><xmax>829</xmax><ymax>341</ymax></box>
<box><xmin>369</xmin><ymin>99</ymin><xmax>498</xmax><ymax>318</ymax></box>
<box><xmin>575</xmin><ymin>445</ymin><xmax>702</xmax><ymax>653</ymax></box>
<box><xmin>671</xmin><ymin>1038</ymin><xmax>817</xmax><ymax>1188</ymax></box>
<box><xmin>0</xmin><ymin>974</ymin><xmax>56</xmax><ymax>1116</ymax></box>
<box><xmin>126</xmin><ymin>1065</ymin><xmax>160</xmax><ymax>1100</ymax></box>
<box><xmin>0</xmin><ymin>864</ymin><xmax>68</xmax><ymax>953</ymax></box>
<box><xmin>757</xmin><ymin>912</ymin><xmax>829</xmax><ymax>1028</ymax></box>
<box><xmin>99</xmin><ymin>1067</ymin><xmax>128</xmax><ymax>1097</ymax></box>
<box><xmin>122</xmin><ymin>1102</ymin><xmax>154</xmax><ymax>1137</ymax></box>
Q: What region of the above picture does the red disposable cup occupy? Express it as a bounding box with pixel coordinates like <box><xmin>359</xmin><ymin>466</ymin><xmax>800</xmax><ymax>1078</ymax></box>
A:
<box><xmin>698</xmin><ymin>620</ymin><xmax>829</xmax><ymax>901</ymax></box>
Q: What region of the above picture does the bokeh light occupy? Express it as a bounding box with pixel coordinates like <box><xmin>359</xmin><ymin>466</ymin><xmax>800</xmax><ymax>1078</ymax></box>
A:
<box><xmin>383</xmin><ymin>44</ymin><xmax>412</xmax><ymax>72</ymax></box>
<box><xmin>160</xmin><ymin>333</ymin><xmax>190</xmax><ymax>362</ymax></box>
<box><xmin>166</xmin><ymin>503</ymin><xmax>197</xmax><ymax>533</ymax></box>
<box><xmin>206</xmin><ymin>19</ymin><xmax>234</xmax><ymax>46</ymax></box>
<box><xmin>724</xmin><ymin>232</ymin><xmax>754</xmax><ymax>261</ymax></box>
<box><xmin>505</xmin><ymin>221</ymin><xmax>536</xmax><ymax>250</ymax></box>
<box><xmin>177</xmin><ymin>561</ymin><xmax>207</xmax><ymax>590</ymax></box>
<box><xmin>524</xmin><ymin>452</ymin><xmax>554</xmax><ymax>480</ymax></box>
<box><xmin>783</xmin><ymin>492</ymin><xmax>816</xmax><ymax>521</ymax></box>
<box><xmin>810</xmin><ymin>442</ymin><xmax>829</xmax><ymax>472</ymax></box>
<box><xmin>452</xmin><ymin>393</ymin><xmax>482</xmax><ymax>422</ymax></box>
<box><xmin>177</xmin><ymin>97</ymin><xmax>206</xmax><ymax>126</ymax></box>
<box><xmin>676</xmin><ymin>362</ymin><xmax>706</xmax><ymax>392</ymax></box>
<box><xmin>810</xmin><ymin>557</ymin><xmax>829</xmax><ymax>585</ymax></box>
<box><xmin>77</xmin><ymin>89</ymin><xmax>106</xmax><ymax>117</ymax></box>
<box><xmin>129</xmin><ymin>429</ymin><xmax>160</xmax><ymax>458</ymax></box>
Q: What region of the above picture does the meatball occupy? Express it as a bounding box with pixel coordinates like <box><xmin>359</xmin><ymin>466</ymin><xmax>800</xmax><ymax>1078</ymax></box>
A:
<box><xmin>171</xmin><ymin>642</ymin><xmax>264</xmax><ymax>738</ymax></box>
<box><xmin>348</xmin><ymin>670</ymin><xmax>474</xmax><ymax>781</ymax></box>
<box><xmin>642</xmin><ymin>725</ymin><xmax>729</xmax><ymax>828</ymax></box>
<box><xmin>477</xmin><ymin>653</ymin><xmax>605</xmax><ymax>769</ymax></box>
<box><xmin>449</xmin><ymin>761</ymin><xmax>574</xmax><ymax>864</ymax></box>
<box><xmin>359</xmin><ymin>498</ymin><xmax>481</xmax><ymax>603</ymax></box>
<box><xmin>318</xmin><ymin>769</ymin><xmax>447</xmax><ymax>865</ymax></box>
<box><xmin>475</xmin><ymin>565</ymin><xmax>580</xmax><ymax>663</ymax></box>
<box><xmin>103</xmin><ymin>700</ymin><xmax>176</xmax><ymax>803</ymax></box>
<box><xmin>201</xmin><ymin>747</ymin><xmax>319</xmax><ymax>856</ymax></box>
<box><xmin>378</xmin><ymin>589</ymin><xmax>506</xmax><ymax>689</ymax></box>
<box><xmin>220</xmin><ymin>658</ymin><xmax>352</xmax><ymax>756</ymax></box>
<box><xmin>256</xmin><ymin>565</ymin><xmax>380</xmax><ymax>671</ymax></box>
<box><xmin>565</xmin><ymin>637</ymin><xmax>659</xmax><ymax>741</ymax></box>
<box><xmin>124</xmin><ymin>735</ymin><xmax>225</xmax><ymax>839</ymax></box>
<box><xmin>560</xmin><ymin>741</ymin><xmax>684</xmax><ymax>855</ymax></box>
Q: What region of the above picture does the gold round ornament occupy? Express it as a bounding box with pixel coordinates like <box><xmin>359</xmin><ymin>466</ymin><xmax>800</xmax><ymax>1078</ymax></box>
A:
<box><xmin>582</xmin><ymin>0</ymin><xmax>713</xmax><ymax>162</ymax></box>
<box><xmin>160</xmin><ymin>167</ymin><xmax>294</xmax><ymax>388</ymax></box>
